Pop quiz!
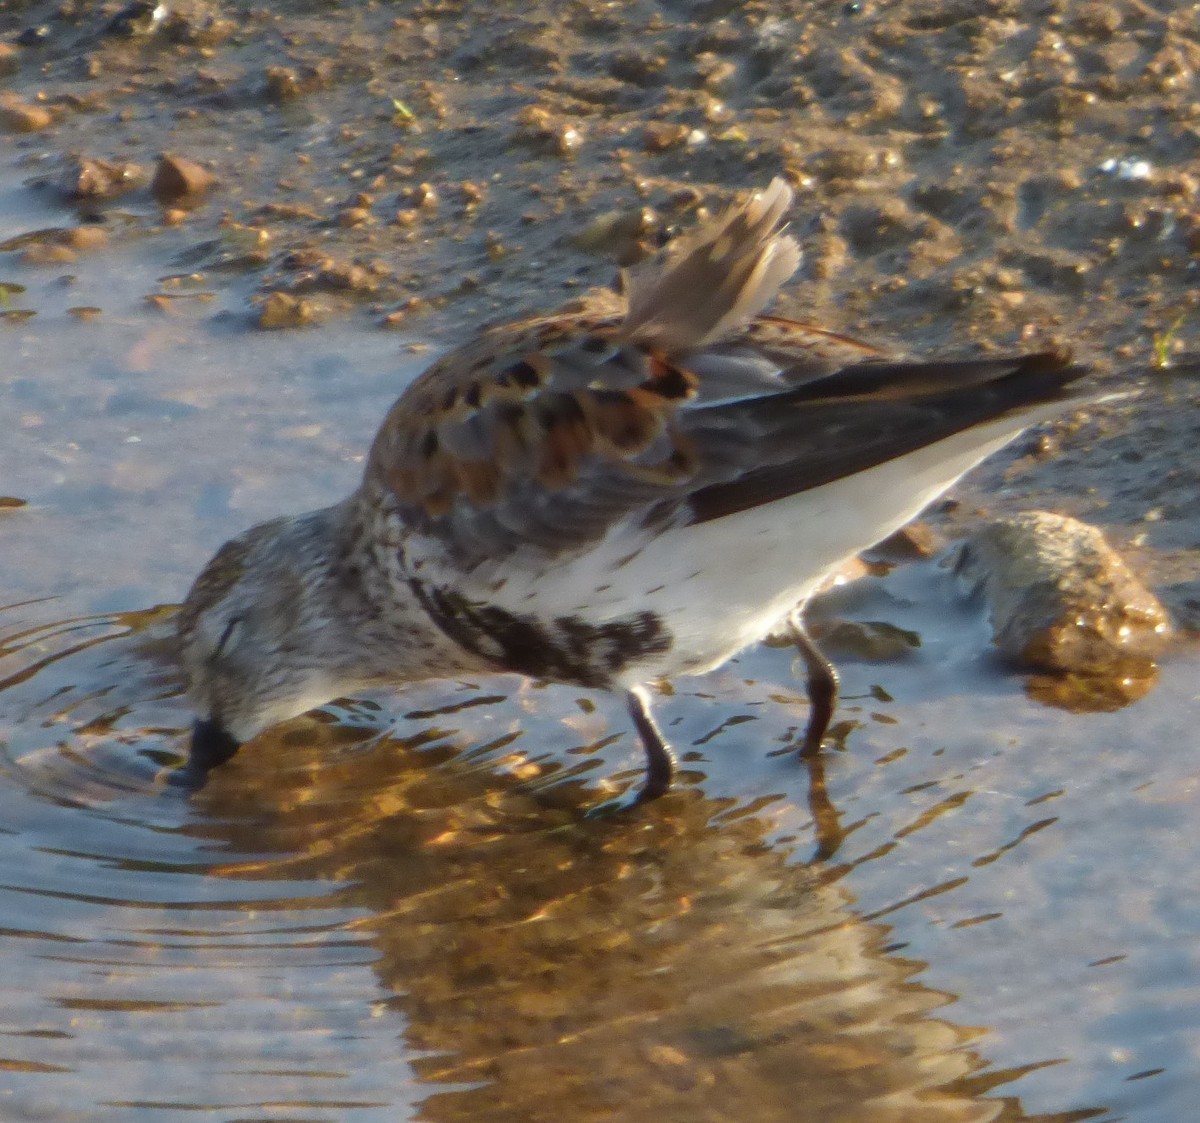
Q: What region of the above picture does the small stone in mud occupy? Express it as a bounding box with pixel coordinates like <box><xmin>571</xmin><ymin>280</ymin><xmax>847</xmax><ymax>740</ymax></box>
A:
<box><xmin>151</xmin><ymin>154</ymin><xmax>217</xmax><ymax>203</ymax></box>
<box><xmin>401</xmin><ymin>182</ymin><xmax>439</xmax><ymax>210</ymax></box>
<box><xmin>511</xmin><ymin>107</ymin><xmax>583</xmax><ymax>158</ymax></box>
<box><xmin>642</xmin><ymin>122</ymin><xmax>690</xmax><ymax>153</ymax></box>
<box><xmin>382</xmin><ymin>298</ymin><xmax>426</xmax><ymax>327</ymax></box>
<box><xmin>954</xmin><ymin>511</ymin><xmax>1171</xmax><ymax>677</ymax></box>
<box><xmin>15</xmin><ymin>26</ymin><xmax>50</xmax><ymax>48</ymax></box>
<box><xmin>261</xmin><ymin>64</ymin><xmax>330</xmax><ymax>103</ymax></box>
<box><xmin>1026</xmin><ymin>668</ymin><xmax>1158</xmax><ymax>714</ymax></box>
<box><xmin>0</xmin><ymin>496</ymin><xmax>27</xmax><ymax>509</ymax></box>
<box><xmin>67</xmin><ymin>306</ymin><xmax>102</xmax><ymax>320</ymax></box>
<box><xmin>864</xmin><ymin>521</ymin><xmax>939</xmax><ymax>562</ymax></box>
<box><xmin>257</xmin><ymin>290</ymin><xmax>316</xmax><ymax>329</ymax></box>
<box><xmin>314</xmin><ymin>261</ymin><xmax>378</xmax><ymax>293</ymax></box>
<box><xmin>608</xmin><ymin>48</ymin><xmax>669</xmax><ymax>88</ymax></box>
<box><xmin>0</xmin><ymin>98</ymin><xmax>53</xmax><ymax>134</ymax></box>
<box><xmin>458</xmin><ymin>181</ymin><xmax>485</xmax><ymax>209</ymax></box>
<box><xmin>21</xmin><ymin>243</ymin><xmax>76</xmax><ymax>266</ymax></box>
<box><xmin>574</xmin><ymin>205</ymin><xmax>660</xmax><ymax>266</ymax></box>
<box><xmin>264</xmin><ymin>66</ymin><xmax>303</xmax><ymax>103</ymax></box>
<box><xmin>257</xmin><ymin>201</ymin><xmax>323</xmax><ymax>222</ymax></box>
<box><xmin>811</xmin><ymin>620</ymin><xmax>921</xmax><ymax>662</ymax></box>
<box><xmin>809</xmin><ymin>145</ymin><xmax>899</xmax><ymax>185</ymax></box>
<box><xmin>59</xmin><ymin>155</ymin><xmax>144</xmax><ymax>200</ymax></box>
<box><xmin>145</xmin><ymin>290</ymin><xmax>216</xmax><ymax>313</ymax></box>
<box><xmin>665</xmin><ymin>185</ymin><xmax>704</xmax><ymax>212</ymax></box>
<box><xmin>104</xmin><ymin>1</ymin><xmax>168</xmax><ymax>38</ymax></box>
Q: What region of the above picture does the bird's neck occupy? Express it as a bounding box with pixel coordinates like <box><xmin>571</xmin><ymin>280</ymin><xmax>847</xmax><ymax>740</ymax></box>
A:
<box><xmin>310</xmin><ymin>491</ymin><xmax>494</xmax><ymax>687</ymax></box>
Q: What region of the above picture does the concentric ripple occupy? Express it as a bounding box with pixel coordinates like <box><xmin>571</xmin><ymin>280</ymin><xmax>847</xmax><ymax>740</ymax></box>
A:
<box><xmin>0</xmin><ymin>601</ymin><xmax>425</xmax><ymax>1120</ymax></box>
<box><xmin>0</xmin><ymin>592</ymin><xmax>1105</xmax><ymax>1123</ymax></box>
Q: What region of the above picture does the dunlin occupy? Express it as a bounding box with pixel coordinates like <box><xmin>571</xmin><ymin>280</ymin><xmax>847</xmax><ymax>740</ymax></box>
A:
<box><xmin>178</xmin><ymin>178</ymin><xmax>1089</xmax><ymax>806</ymax></box>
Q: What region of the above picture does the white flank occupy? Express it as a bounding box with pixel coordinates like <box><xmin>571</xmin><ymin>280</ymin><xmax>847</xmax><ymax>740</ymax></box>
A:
<box><xmin>449</xmin><ymin>408</ymin><xmax>1057</xmax><ymax>684</ymax></box>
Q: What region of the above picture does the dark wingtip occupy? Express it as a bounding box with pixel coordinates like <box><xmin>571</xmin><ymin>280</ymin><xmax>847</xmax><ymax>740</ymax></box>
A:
<box><xmin>1002</xmin><ymin>349</ymin><xmax>1092</xmax><ymax>404</ymax></box>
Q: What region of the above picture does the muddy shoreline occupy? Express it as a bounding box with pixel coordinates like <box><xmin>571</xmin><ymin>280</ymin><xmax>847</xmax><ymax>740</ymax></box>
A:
<box><xmin>2</xmin><ymin>0</ymin><xmax>1198</xmax><ymax>352</ymax></box>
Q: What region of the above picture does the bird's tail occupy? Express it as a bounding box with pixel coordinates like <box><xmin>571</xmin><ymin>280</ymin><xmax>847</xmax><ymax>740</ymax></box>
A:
<box><xmin>622</xmin><ymin>178</ymin><xmax>801</xmax><ymax>353</ymax></box>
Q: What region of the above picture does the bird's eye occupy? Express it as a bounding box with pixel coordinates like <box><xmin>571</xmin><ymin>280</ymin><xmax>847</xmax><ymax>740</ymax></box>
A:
<box><xmin>212</xmin><ymin>616</ymin><xmax>243</xmax><ymax>660</ymax></box>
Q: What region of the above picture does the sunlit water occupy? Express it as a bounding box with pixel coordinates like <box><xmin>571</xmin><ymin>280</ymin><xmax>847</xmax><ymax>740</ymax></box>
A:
<box><xmin>2</xmin><ymin>148</ymin><xmax>1199</xmax><ymax>1123</ymax></box>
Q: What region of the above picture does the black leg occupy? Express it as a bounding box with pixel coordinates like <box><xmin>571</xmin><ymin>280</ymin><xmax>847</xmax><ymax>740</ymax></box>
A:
<box><xmin>625</xmin><ymin>684</ymin><xmax>676</xmax><ymax>804</ymax></box>
<box><xmin>787</xmin><ymin>608</ymin><xmax>839</xmax><ymax>759</ymax></box>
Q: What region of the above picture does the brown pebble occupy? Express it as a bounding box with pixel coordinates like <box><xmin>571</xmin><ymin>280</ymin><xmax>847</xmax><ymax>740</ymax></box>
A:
<box><xmin>21</xmin><ymin>244</ymin><xmax>76</xmax><ymax>265</ymax></box>
<box><xmin>511</xmin><ymin>106</ymin><xmax>583</xmax><ymax>157</ymax></box>
<box><xmin>257</xmin><ymin>291</ymin><xmax>316</xmax><ymax>329</ymax></box>
<box><xmin>666</xmin><ymin>186</ymin><xmax>703</xmax><ymax>212</ymax></box>
<box><xmin>64</xmin><ymin>226</ymin><xmax>109</xmax><ymax>252</ymax></box>
<box><xmin>145</xmin><ymin>292</ymin><xmax>216</xmax><ymax>314</ymax></box>
<box><xmin>315</xmin><ymin>262</ymin><xmax>377</xmax><ymax>293</ymax></box>
<box><xmin>642</xmin><ymin>121</ymin><xmax>690</xmax><ymax>153</ymax></box>
<box><xmin>60</xmin><ymin>156</ymin><xmax>142</xmax><ymax>200</ymax></box>
<box><xmin>404</xmin><ymin>182</ymin><xmax>439</xmax><ymax>209</ymax></box>
<box><xmin>865</xmin><ymin>522</ymin><xmax>939</xmax><ymax>562</ymax></box>
<box><xmin>382</xmin><ymin>296</ymin><xmax>429</xmax><ymax>326</ymax></box>
<box><xmin>67</xmin><ymin>306</ymin><xmax>102</xmax><ymax>321</ymax></box>
<box><xmin>1026</xmin><ymin>668</ymin><xmax>1157</xmax><ymax>714</ymax></box>
<box><xmin>812</xmin><ymin>620</ymin><xmax>920</xmax><ymax>663</ymax></box>
<box><xmin>0</xmin><ymin>99</ymin><xmax>53</xmax><ymax>133</ymax></box>
<box><xmin>574</xmin><ymin>205</ymin><xmax>660</xmax><ymax>264</ymax></box>
<box><xmin>257</xmin><ymin>201</ymin><xmax>322</xmax><ymax>222</ymax></box>
<box><xmin>484</xmin><ymin>231</ymin><xmax>506</xmax><ymax>260</ymax></box>
<box><xmin>263</xmin><ymin>66</ymin><xmax>302</xmax><ymax>102</ymax></box>
<box><xmin>151</xmin><ymin>154</ymin><xmax>217</xmax><ymax>203</ymax></box>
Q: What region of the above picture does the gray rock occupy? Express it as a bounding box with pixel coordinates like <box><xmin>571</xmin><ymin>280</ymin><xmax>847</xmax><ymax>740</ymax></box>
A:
<box><xmin>954</xmin><ymin>511</ymin><xmax>1171</xmax><ymax>675</ymax></box>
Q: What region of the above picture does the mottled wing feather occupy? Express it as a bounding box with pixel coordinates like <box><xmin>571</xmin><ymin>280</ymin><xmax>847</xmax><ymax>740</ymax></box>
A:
<box><xmin>364</xmin><ymin>176</ymin><xmax>1086</xmax><ymax>566</ymax></box>
<box><xmin>368</xmin><ymin>305</ymin><xmax>1084</xmax><ymax>563</ymax></box>
<box><xmin>367</xmin><ymin>311</ymin><xmax>703</xmax><ymax>533</ymax></box>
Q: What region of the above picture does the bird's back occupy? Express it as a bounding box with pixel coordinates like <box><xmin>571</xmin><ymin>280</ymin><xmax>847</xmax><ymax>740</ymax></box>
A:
<box><xmin>353</xmin><ymin>179</ymin><xmax>1088</xmax><ymax>687</ymax></box>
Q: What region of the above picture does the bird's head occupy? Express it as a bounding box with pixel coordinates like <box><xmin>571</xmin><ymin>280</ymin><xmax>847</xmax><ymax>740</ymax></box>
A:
<box><xmin>176</xmin><ymin>512</ymin><xmax>346</xmax><ymax>777</ymax></box>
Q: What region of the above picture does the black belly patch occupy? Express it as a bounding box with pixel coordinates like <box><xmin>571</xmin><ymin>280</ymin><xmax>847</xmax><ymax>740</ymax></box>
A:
<box><xmin>412</xmin><ymin>583</ymin><xmax>671</xmax><ymax>688</ymax></box>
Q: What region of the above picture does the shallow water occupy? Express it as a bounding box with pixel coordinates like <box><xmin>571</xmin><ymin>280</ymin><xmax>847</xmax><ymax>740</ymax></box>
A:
<box><xmin>3</xmin><ymin>34</ymin><xmax>1200</xmax><ymax>1123</ymax></box>
<box><xmin>3</xmin><ymin>541</ymin><xmax>1199</xmax><ymax>1121</ymax></box>
<box><xmin>4</xmin><ymin>308</ymin><xmax>1200</xmax><ymax>1123</ymax></box>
